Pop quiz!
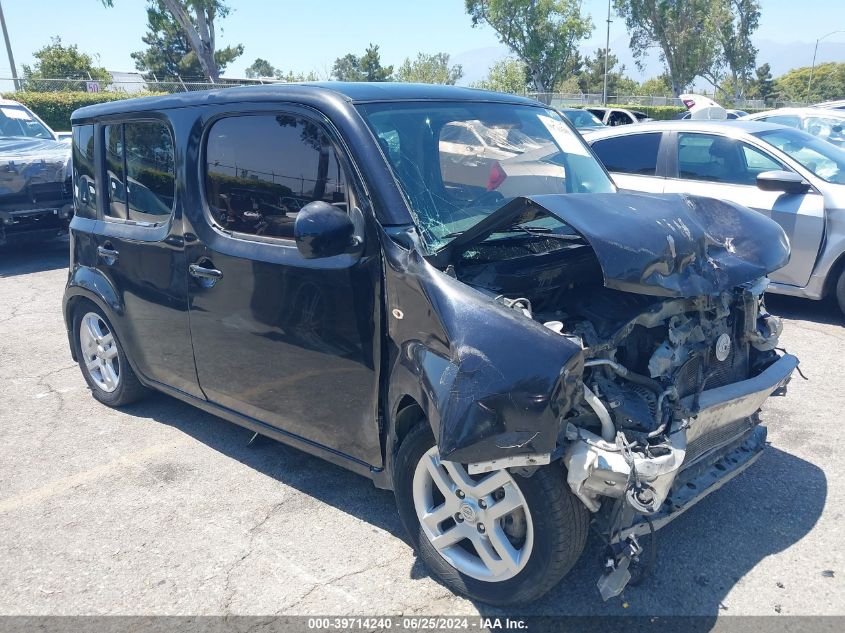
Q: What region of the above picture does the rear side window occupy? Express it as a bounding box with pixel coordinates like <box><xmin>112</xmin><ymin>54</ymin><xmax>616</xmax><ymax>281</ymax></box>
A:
<box><xmin>204</xmin><ymin>114</ymin><xmax>347</xmax><ymax>240</ymax></box>
<box><xmin>104</xmin><ymin>120</ymin><xmax>175</xmax><ymax>224</ymax></box>
<box><xmin>592</xmin><ymin>133</ymin><xmax>662</xmax><ymax>176</ymax></box>
<box><xmin>71</xmin><ymin>124</ymin><xmax>96</xmax><ymax>219</ymax></box>
<box><xmin>758</xmin><ymin>115</ymin><xmax>801</xmax><ymax>128</ymax></box>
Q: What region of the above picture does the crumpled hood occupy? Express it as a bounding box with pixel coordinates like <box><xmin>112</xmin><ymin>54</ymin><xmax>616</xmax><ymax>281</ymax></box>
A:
<box><xmin>0</xmin><ymin>136</ymin><xmax>71</xmax><ymax>200</ymax></box>
<box><xmin>440</xmin><ymin>193</ymin><xmax>791</xmax><ymax>298</ymax></box>
<box><xmin>0</xmin><ymin>137</ymin><xmax>70</xmax><ymax>162</ymax></box>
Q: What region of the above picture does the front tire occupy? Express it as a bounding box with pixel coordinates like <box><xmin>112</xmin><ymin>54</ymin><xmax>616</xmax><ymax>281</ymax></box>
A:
<box><xmin>394</xmin><ymin>424</ymin><xmax>588</xmax><ymax>605</ymax></box>
<box><xmin>72</xmin><ymin>303</ymin><xmax>147</xmax><ymax>407</ymax></box>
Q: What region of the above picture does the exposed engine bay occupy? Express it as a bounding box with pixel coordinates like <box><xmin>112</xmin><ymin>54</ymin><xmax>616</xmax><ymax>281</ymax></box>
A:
<box><xmin>452</xmin><ymin>229</ymin><xmax>795</xmax><ymax>598</ymax></box>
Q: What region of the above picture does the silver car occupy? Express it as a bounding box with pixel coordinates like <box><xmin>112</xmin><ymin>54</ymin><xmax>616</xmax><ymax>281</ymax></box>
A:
<box><xmin>742</xmin><ymin>107</ymin><xmax>845</xmax><ymax>147</ymax></box>
<box><xmin>584</xmin><ymin>120</ymin><xmax>845</xmax><ymax>313</ymax></box>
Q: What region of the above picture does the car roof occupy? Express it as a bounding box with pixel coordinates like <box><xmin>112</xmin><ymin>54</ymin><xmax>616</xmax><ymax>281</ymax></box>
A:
<box><xmin>582</xmin><ymin>118</ymin><xmax>784</xmax><ymax>140</ymax></box>
<box><xmin>0</xmin><ymin>98</ymin><xmax>24</xmax><ymax>106</ymax></box>
<box><xmin>745</xmin><ymin>107</ymin><xmax>845</xmax><ymax>119</ymax></box>
<box><xmin>814</xmin><ymin>99</ymin><xmax>845</xmax><ymax>108</ymax></box>
<box><xmin>71</xmin><ymin>82</ymin><xmax>542</xmax><ymax>121</ymax></box>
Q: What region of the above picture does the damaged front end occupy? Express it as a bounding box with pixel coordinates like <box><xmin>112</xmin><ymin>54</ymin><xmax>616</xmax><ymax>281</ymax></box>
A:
<box><xmin>386</xmin><ymin>192</ymin><xmax>798</xmax><ymax>599</ymax></box>
<box><xmin>0</xmin><ymin>137</ymin><xmax>73</xmax><ymax>245</ymax></box>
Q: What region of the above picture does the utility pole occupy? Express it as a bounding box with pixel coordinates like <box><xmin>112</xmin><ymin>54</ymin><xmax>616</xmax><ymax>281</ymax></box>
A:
<box><xmin>602</xmin><ymin>0</ymin><xmax>611</xmax><ymax>106</ymax></box>
<box><xmin>0</xmin><ymin>0</ymin><xmax>20</xmax><ymax>91</ymax></box>
<box><xmin>807</xmin><ymin>30</ymin><xmax>845</xmax><ymax>104</ymax></box>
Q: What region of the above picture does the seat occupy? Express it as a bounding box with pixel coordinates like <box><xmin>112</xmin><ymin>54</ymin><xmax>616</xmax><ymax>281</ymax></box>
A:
<box><xmin>708</xmin><ymin>138</ymin><xmax>747</xmax><ymax>184</ymax></box>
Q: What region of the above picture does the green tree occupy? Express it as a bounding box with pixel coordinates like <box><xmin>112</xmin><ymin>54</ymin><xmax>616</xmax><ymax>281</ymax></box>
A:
<box><xmin>466</xmin><ymin>0</ymin><xmax>592</xmax><ymax>97</ymax></box>
<box><xmin>638</xmin><ymin>74</ymin><xmax>674</xmax><ymax>98</ymax></box>
<box><xmin>715</xmin><ymin>0</ymin><xmax>760</xmax><ymax>100</ymax></box>
<box><xmin>396</xmin><ymin>53</ymin><xmax>463</xmax><ymax>84</ymax></box>
<box><xmin>21</xmin><ymin>36</ymin><xmax>111</xmax><ymax>91</ymax></box>
<box><xmin>274</xmin><ymin>69</ymin><xmax>320</xmax><ymax>82</ymax></box>
<box><xmin>747</xmin><ymin>63</ymin><xmax>774</xmax><ymax>102</ymax></box>
<box><xmin>472</xmin><ymin>58</ymin><xmax>530</xmax><ymax>93</ymax></box>
<box><xmin>103</xmin><ymin>0</ymin><xmax>242</xmax><ymax>82</ymax></box>
<box><xmin>359</xmin><ymin>44</ymin><xmax>393</xmax><ymax>81</ymax></box>
<box><xmin>577</xmin><ymin>48</ymin><xmax>638</xmax><ymax>96</ymax></box>
<box><xmin>331</xmin><ymin>54</ymin><xmax>363</xmax><ymax>81</ymax></box>
<box><xmin>702</xmin><ymin>0</ymin><xmax>760</xmax><ymax>100</ymax></box>
<box><xmin>775</xmin><ymin>63</ymin><xmax>845</xmax><ymax>103</ymax></box>
<box><xmin>331</xmin><ymin>44</ymin><xmax>393</xmax><ymax>82</ymax></box>
<box><xmin>614</xmin><ymin>0</ymin><xmax>718</xmax><ymax>96</ymax></box>
<box><xmin>245</xmin><ymin>58</ymin><xmax>275</xmax><ymax>79</ymax></box>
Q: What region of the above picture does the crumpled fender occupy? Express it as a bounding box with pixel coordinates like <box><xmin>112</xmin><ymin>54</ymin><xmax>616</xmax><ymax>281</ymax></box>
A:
<box><xmin>381</xmin><ymin>229</ymin><xmax>583</xmax><ymax>464</ymax></box>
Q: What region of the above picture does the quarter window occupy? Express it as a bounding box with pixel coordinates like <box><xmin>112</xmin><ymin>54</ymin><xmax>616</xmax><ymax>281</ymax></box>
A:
<box><xmin>104</xmin><ymin>120</ymin><xmax>175</xmax><ymax>223</ymax></box>
<box><xmin>71</xmin><ymin>124</ymin><xmax>96</xmax><ymax>219</ymax></box>
<box><xmin>204</xmin><ymin>114</ymin><xmax>347</xmax><ymax>240</ymax></box>
<box><xmin>592</xmin><ymin>133</ymin><xmax>662</xmax><ymax>176</ymax></box>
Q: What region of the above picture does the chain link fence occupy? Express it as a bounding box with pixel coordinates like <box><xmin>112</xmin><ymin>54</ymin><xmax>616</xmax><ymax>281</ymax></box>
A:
<box><xmin>0</xmin><ymin>76</ymin><xmax>809</xmax><ymax>110</ymax></box>
<box><xmin>0</xmin><ymin>75</ymin><xmax>282</xmax><ymax>95</ymax></box>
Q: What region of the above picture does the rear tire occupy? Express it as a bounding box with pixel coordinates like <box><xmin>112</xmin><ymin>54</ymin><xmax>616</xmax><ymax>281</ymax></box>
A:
<box><xmin>72</xmin><ymin>302</ymin><xmax>147</xmax><ymax>407</ymax></box>
<box><xmin>393</xmin><ymin>424</ymin><xmax>588</xmax><ymax>605</ymax></box>
<box><xmin>835</xmin><ymin>268</ymin><xmax>845</xmax><ymax>316</ymax></box>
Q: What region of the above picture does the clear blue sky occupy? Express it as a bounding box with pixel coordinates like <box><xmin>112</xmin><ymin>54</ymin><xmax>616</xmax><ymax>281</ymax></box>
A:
<box><xmin>1</xmin><ymin>0</ymin><xmax>843</xmax><ymax>82</ymax></box>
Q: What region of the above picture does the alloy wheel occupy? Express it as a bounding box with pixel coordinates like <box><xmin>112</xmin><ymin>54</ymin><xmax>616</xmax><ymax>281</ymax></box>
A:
<box><xmin>79</xmin><ymin>312</ymin><xmax>121</xmax><ymax>393</ymax></box>
<box><xmin>412</xmin><ymin>446</ymin><xmax>534</xmax><ymax>582</ymax></box>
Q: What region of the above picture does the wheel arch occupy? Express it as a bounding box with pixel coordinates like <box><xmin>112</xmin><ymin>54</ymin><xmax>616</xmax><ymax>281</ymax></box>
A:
<box><xmin>63</xmin><ymin>268</ymin><xmax>125</xmax><ymax>363</ymax></box>
<box><xmin>821</xmin><ymin>247</ymin><xmax>845</xmax><ymax>299</ymax></box>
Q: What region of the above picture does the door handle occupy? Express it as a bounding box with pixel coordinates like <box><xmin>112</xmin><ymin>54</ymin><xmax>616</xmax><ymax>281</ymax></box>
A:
<box><xmin>97</xmin><ymin>244</ymin><xmax>119</xmax><ymax>264</ymax></box>
<box><xmin>189</xmin><ymin>262</ymin><xmax>223</xmax><ymax>287</ymax></box>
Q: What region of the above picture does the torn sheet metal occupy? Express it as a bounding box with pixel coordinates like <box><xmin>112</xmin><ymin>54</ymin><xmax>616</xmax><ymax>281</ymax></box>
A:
<box><xmin>381</xmin><ymin>229</ymin><xmax>584</xmax><ymax>464</ymax></box>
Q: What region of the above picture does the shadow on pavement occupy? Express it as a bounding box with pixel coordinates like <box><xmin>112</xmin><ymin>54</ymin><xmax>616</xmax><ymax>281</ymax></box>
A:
<box><xmin>0</xmin><ymin>236</ymin><xmax>69</xmax><ymax>278</ymax></box>
<box><xmin>121</xmin><ymin>392</ymin><xmax>404</xmax><ymax>539</ymax></box>
<box><xmin>120</xmin><ymin>390</ymin><xmax>827</xmax><ymax>617</ymax></box>
<box><xmin>766</xmin><ymin>294</ymin><xmax>843</xmax><ymax>327</ymax></box>
<box><xmin>473</xmin><ymin>445</ymin><xmax>826</xmax><ymax>619</ymax></box>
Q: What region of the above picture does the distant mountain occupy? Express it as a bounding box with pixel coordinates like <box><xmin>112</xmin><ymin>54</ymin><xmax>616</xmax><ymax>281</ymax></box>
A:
<box><xmin>453</xmin><ymin>37</ymin><xmax>845</xmax><ymax>88</ymax></box>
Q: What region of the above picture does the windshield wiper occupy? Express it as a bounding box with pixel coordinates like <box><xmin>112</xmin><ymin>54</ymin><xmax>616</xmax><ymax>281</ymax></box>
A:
<box><xmin>444</xmin><ymin>224</ymin><xmax>581</xmax><ymax>240</ymax></box>
<box><xmin>496</xmin><ymin>224</ymin><xmax>583</xmax><ymax>240</ymax></box>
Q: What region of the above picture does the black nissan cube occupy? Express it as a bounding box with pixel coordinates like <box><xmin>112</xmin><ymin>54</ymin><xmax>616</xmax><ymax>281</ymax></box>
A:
<box><xmin>63</xmin><ymin>83</ymin><xmax>797</xmax><ymax>604</ymax></box>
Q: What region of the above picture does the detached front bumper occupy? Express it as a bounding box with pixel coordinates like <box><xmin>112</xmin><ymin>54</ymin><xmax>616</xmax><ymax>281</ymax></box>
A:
<box><xmin>566</xmin><ymin>353</ymin><xmax>799</xmax><ymax>525</ymax></box>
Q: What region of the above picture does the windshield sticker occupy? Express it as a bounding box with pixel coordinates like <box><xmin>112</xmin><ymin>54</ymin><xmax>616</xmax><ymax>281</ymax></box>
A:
<box><xmin>1</xmin><ymin>107</ymin><xmax>32</xmax><ymax>121</ymax></box>
<box><xmin>538</xmin><ymin>114</ymin><xmax>590</xmax><ymax>157</ymax></box>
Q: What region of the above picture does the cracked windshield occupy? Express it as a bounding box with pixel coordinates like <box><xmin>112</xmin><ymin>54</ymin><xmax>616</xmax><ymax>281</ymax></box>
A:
<box><xmin>358</xmin><ymin>102</ymin><xmax>614</xmax><ymax>250</ymax></box>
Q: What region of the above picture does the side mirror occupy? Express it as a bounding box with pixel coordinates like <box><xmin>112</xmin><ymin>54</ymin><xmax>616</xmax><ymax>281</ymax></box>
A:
<box><xmin>293</xmin><ymin>201</ymin><xmax>359</xmax><ymax>259</ymax></box>
<box><xmin>756</xmin><ymin>170</ymin><xmax>811</xmax><ymax>195</ymax></box>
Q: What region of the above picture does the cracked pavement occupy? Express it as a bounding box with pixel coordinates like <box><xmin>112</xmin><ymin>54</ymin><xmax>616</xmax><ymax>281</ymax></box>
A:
<box><xmin>0</xmin><ymin>238</ymin><xmax>843</xmax><ymax>617</ymax></box>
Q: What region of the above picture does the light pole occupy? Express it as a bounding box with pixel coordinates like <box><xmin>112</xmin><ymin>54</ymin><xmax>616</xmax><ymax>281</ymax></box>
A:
<box><xmin>0</xmin><ymin>0</ymin><xmax>19</xmax><ymax>92</ymax></box>
<box><xmin>806</xmin><ymin>30</ymin><xmax>845</xmax><ymax>104</ymax></box>
<box><xmin>602</xmin><ymin>0</ymin><xmax>611</xmax><ymax>106</ymax></box>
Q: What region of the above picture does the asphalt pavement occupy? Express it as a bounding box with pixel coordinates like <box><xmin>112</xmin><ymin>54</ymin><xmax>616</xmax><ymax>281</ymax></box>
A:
<box><xmin>0</xmin><ymin>238</ymin><xmax>843</xmax><ymax>618</ymax></box>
